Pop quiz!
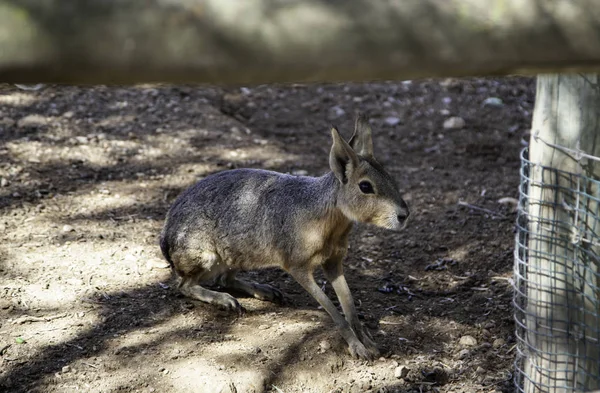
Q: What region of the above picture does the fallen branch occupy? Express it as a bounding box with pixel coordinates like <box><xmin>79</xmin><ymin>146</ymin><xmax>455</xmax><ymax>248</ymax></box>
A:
<box><xmin>11</xmin><ymin>313</ymin><xmax>68</xmax><ymax>325</ymax></box>
<box><xmin>457</xmin><ymin>201</ymin><xmax>506</xmax><ymax>218</ymax></box>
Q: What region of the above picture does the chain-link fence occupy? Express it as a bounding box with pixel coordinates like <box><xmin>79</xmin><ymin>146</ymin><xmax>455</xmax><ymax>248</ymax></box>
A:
<box><xmin>514</xmin><ymin>148</ymin><xmax>600</xmax><ymax>392</ymax></box>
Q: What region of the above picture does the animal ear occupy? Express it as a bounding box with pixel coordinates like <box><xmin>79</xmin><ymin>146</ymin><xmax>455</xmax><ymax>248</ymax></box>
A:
<box><xmin>349</xmin><ymin>113</ymin><xmax>374</xmax><ymax>158</ymax></box>
<box><xmin>329</xmin><ymin>127</ymin><xmax>358</xmax><ymax>184</ymax></box>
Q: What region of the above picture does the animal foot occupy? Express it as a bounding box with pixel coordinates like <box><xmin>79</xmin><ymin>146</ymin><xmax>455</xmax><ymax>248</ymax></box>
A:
<box><xmin>252</xmin><ymin>283</ymin><xmax>284</xmax><ymax>304</ymax></box>
<box><xmin>347</xmin><ymin>340</ymin><xmax>375</xmax><ymax>361</ymax></box>
<box><xmin>358</xmin><ymin>329</ymin><xmax>379</xmax><ymax>357</ymax></box>
<box><xmin>213</xmin><ymin>293</ymin><xmax>245</xmax><ymax>315</ymax></box>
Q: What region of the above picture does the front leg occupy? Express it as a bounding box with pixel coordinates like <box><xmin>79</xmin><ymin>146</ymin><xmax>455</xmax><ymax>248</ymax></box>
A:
<box><xmin>287</xmin><ymin>266</ymin><xmax>375</xmax><ymax>360</ymax></box>
<box><xmin>322</xmin><ymin>255</ymin><xmax>379</xmax><ymax>358</ymax></box>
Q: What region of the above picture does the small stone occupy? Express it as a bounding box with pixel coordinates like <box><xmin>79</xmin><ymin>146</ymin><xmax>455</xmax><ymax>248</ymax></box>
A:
<box><xmin>423</xmin><ymin>368</ymin><xmax>449</xmax><ymax>385</ymax></box>
<box><xmin>482</xmin><ymin>97</ymin><xmax>504</xmax><ymax>107</ymax></box>
<box><xmin>17</xmin><ymin>114</ymin><xmax>48</xmax><ymax>128</ymax></box>
<box><xmin>61</xmin><ymin>365</ymin><xmax>71</xmax><ymax>373</ymax></box>
<box><xmin>75</xmin><ymin>136</ymin><xmax>89</xmax><ymax>144</ymax></box>
<box><xmin>258</xmin><ymin>325</ymin><xmax>269</xmax><ymax>330</ymax></box>
<box><xmin>62</xmin><ymin>225</ymin><xmax>75</xmax><ymax>233</ymax></box>
<box><xmin>480</xmin><ymin>342</ymin><xmax>492</xmax><ymax>350</ymax></box>
<box><xmin>476</xmin><ymin>366</ymin><xmax>486</xmax><ymax>374</ymax></box>
<box><xmin>146</xmin><ymin>259</ymin><xmax>170</xmax><ymax>270</ymax></box>
<box><xmin>63</xmin><ymin>111</ymin><xmax>75</xmax><ymax>119</ymax></box>
<box><xmin>484</xmin><ymin>322</ymin><xmax>496</xmax><ymax>329</ymax></box>
<box><xmin>319</xmin><ymin>340</ymin><xmax>331</xmax><ymax>353</ymax></box>
<box><xmin>394</xmin><ymin>365</ymin><xmax>409</xmax><ymax>379</ymax></box>
<box><xmin>0</xmin><ymin>117</ymin><xmax>16</xmax><ymax>127</ymax></box>
<box><xmin>15</xmin><ymin>83</ymin><xmax>45</xmax><ymax>91</ymax></box>
<box><xmin>292</xmin><ymin>170</ymin><xmax>308</xmax><ymax>176</ymax></box>
<box><xmin>384</xmin><ymin>116</ymin><xmax>401</xmax><ymax>126</ymax></box>
<box><xmin>329</xmin><ymin>106</ymin><xmax>346</xmax><ymax>119</ymax></box>
<box><xmin>439</xmin><ymin>109</ymin><xmax>451</xmax><ymax>116</ymax></box>
<box><xmin>443</xmin><ymin>116</ymin><xmax>465</xmax><ymax>130</ymax></box>
<box><xmin>493</xmin><ymin>338</ymin><xmax>506</xmax><ymax>348</ymax></box>
<box><xmin>359</xmin><ymin>379</ymin><xmax>372</xmax><ymax>391</ymax></box>
<box><xmin>0</xmin><ymin>178</ymin><xmax>9</xmax><ymax>187</ymax></box>
<box><xmin>459</xmin><ymin>335</ymin><xmax>477</xmax><ymax>347</ymax></box>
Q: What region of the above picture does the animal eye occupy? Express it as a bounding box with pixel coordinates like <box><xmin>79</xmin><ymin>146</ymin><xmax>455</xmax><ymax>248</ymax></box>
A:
<box><xmin>359</xmin><ymin>181</ymin><xmax>374</xmax><ymax>194</ymax></box>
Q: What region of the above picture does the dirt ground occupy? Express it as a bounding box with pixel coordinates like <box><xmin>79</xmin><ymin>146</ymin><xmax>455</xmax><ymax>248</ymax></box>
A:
<box><xmin>0</xmin><ymin>76</ymin><xmax>534</xmax><ymax>393</ymax></box>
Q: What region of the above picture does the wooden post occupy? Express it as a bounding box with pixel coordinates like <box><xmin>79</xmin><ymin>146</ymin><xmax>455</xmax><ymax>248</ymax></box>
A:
<box><xmin>523</xmin><ymin>74</ymin><xmax>600</xmax><ymax>392</ymax></box>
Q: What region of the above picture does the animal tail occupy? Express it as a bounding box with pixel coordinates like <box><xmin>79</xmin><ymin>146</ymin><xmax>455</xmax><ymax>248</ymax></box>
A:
<box><xmin>159</xmin><ymin>233</ymin><xmax>175</xmax><ymax>269</ymax></box>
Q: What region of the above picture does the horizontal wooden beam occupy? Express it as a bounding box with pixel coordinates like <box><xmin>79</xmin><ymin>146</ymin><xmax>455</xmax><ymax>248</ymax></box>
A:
<box><xmin>1</xmin><ymin>0</ymin><xmax>600</xmax><ymax>85</ymax></box>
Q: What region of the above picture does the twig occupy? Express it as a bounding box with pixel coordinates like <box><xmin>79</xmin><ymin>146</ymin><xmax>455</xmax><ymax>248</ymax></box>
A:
<box><xmin>379</xmin><ymin>320</ymin><xmax>403</xmax><ymax>325</ymax></box>
<box><xmin>82</xmin><ymin>362</ymin><xmax>99</xmax><ymax>369</ymax></box>
<box><xmin>0</xmin><ymin>344</ymin><xmax>11</xmax><ymax>356</ymax></box>
<box><xmin>11</xmin><ymin>313</ymin><xmax>68</xmax><ymax>325</ymax></box>
<box><xmin>458</xmin><ymin>201</ymin><xmax>506</xmax><ymax>218</ymax></box>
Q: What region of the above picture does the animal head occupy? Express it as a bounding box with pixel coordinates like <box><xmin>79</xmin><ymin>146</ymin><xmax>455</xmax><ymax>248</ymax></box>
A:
<box><xmin>329</xmin><ymin>114</ymin><xmax>410</xmax><ymax>231</ymax></box>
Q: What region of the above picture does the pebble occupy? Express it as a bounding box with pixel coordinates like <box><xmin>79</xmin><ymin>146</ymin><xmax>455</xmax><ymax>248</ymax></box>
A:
<box><xmin>329</xmin><ymin>106</ymin><xmax>346</xmax><ymax>119</ymax></box>
<box><xmin>384</xmin><ymin>116</ymin><xmax>401</xmax><ymax>126</ymax></box>
<box><xmin>484</xmin><ymin>322</ymin><xmax>496</xmax><ymax>329</ymax></box>
<box><xmin>17</xmin><ymin>114</ymin><xmax>48</xmax><ymax>128</ymax></box>
<box><xmin>394</xmin><ymin>365</ymin><xmax>409</xmax><ymax>379</ymax></box>
<box><xmin>258</xmin><ymin>325</ymin><xmax>270</xmax><ymax>330</ymax></box>
<box><xmin>146</xmin><ymin>259</ymin><xmax>170</xmax><ymax>270</ymax></box>
<box><xmin>61</xmin><ymin>365</ymin><xmax>71</xmax><ymax>373</ymax></box>
<box><xmin>358</xmin><ymin>379</ymin><xmax>371</xmax><ymax>391</ymax></box>
<box><xmin>292</xmin><ymin>170</ymin><xmax>308</xmax><ymax>176</ymax></box>
<box><xmin>493</xmin><ymin>338</ymin><xmax>506</xmax><ymax>348</ymax></box>
<box><xmin>62</xmin><ymin>224</ymin><xmax>75</xmax><ymax>233</ymax></box>
<box><xmin>0</xmin><ymin>298</ymin><xmax>12</xmax><ymax>309</ymax></box>
<box><xmin>439</xmin><ymin>109</ymin><xmax>451</xmax><ymax>116</ymax></box>
<box><xmin>0</xmin><ymin>117</ymin><xmax>15</xmax><ymax>127</ymax></box>
<box><xmin>0</xmin><ymin>178</ymin><xmax>9</xmax><ymax>187</ymax></box>
<box><xmin>459</xmin><ymin>335</ymin><xmax>477</xmax><ymax>347</ymax></box>
<box><xmin>476</xmin><ymin>366</ymin><xmax>486</xmax><ymax>374</ymax></box>
<box><xmin>443</xmin><ymin>116</ymin><xmax>465</xmax><ymax>129</ymax></box>
<box><xmin>482</xmin><ymin>97</ymin><xmax>504</xmax><ymax>107</ymax></box>
<box><xmin>319</xmin><ymin>340</ymin><xmax>331</xmax><ymax>352</ymax></box>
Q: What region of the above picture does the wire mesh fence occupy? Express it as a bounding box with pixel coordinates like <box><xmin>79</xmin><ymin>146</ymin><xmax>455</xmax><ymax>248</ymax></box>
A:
<box><xmin>514</xmin><ymin>148</ymin><xmax>600</xmax><ymax>392</ymax></box>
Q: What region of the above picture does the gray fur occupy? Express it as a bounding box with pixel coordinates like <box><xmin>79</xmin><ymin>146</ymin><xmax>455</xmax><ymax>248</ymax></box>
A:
<box><xmin>160</xmin><ymin>114</ymin><xmax>409</xmax><ymax>360</ymax></box>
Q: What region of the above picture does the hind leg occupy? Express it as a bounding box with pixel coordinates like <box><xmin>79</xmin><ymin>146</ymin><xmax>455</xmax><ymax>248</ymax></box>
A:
<box><xmin>219</xmin><ymin>271</ymin><xmax>284</xmax><ymax>303</ymax></box>
<box><xmin>173</xmin><ymin>250</ymin><xmax>245</xmax><ymax>314</ymax></box>
<box><xmin>179</xmin><ymin>276</ymin><xmax>245</xmax><ymax>315</ymax></box>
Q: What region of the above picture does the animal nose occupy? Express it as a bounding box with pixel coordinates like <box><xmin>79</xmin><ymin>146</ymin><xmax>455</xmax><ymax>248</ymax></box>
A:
<box><xmin>397</xmin><ymin>210</ymin><xmax>410</xmax><ymax>222</ymax></box>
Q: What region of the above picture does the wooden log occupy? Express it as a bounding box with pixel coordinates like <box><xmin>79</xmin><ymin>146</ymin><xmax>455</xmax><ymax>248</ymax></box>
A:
<box><xmin>1</xmin><ymin>0</ymin><xmax>600</xmax><ymax>85</ymax></box>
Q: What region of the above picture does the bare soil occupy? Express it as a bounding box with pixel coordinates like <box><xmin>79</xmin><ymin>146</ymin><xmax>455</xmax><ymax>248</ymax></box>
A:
<box><xmin>0</xmin><ymin>77</ymin><xmax>534</xmax><ymax>393</ymax></box>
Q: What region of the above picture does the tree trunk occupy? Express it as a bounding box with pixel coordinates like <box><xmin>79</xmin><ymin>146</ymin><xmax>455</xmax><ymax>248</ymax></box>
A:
<box><xmin>1</xmin><ymin>0</ymin><xmax>600</xmax><ymax>85</ymax></box>
<box><xmin>521</xmin><ymin>74</ymin><xmax>600</xmax><ymax>392</ymax></box>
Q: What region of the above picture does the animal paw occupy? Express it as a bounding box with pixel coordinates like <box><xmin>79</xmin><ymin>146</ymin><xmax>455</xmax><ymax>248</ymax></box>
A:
<box><xmin>358</xmin><ymin>330</ymin><xmax>380</xmax><ymax>358</ymax></box>
<box><xmin>253</xmin><ymin>283</ymin><xmax>285</xmax><ymax>304</ymax></box>
<box><xmin>214</xmin><ymin>293</ymin><xmax>245</xmax><ymax>315</ymax></box>
<box><xmin>347</xmin><ymin>340</ymin><xmax>375</xmax><ymax>361</ymax></box>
